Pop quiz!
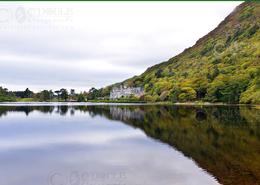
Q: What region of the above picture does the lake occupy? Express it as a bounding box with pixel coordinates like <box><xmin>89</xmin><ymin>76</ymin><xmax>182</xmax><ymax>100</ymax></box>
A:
<box><xmin>0</xmin><ymin>103</ymin><xmax>259</xmax><ymax>185</ymax></box>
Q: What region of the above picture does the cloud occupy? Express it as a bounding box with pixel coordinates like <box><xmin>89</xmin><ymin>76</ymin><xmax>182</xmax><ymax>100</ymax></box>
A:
<box><xmin>0</xmin><ymin>1</ymin><xmax>242</xmax><ymax>92</ymax></box>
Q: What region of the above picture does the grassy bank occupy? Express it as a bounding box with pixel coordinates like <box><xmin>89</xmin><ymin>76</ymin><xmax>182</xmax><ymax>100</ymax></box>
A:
<box><xmin>3</xmin><ymin>98</ymin><xmax>259</xmax><ymax>106</ymax></box>
<box><xmin>16</xmin><ymin>98</ymin><xmax>67</xmax><ymax>102</ymax></box>
<box><xmin>88</xmin><ymin>99</ymin><xmax>147</xmax><ymax>103</ymax></box>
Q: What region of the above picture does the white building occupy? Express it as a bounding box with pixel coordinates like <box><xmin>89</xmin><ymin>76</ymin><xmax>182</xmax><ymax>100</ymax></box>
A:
<box><xmin>110</xmin><ymin>86</ymin><xmax>144</xmax><ymax>100</ymax></box>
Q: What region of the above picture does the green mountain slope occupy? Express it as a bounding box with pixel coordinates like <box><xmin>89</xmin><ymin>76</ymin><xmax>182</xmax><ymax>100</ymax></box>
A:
<box><xmin>101</xmin><ymin>2</ymin><xmax>260</xmax><ymax>104</ymax></box>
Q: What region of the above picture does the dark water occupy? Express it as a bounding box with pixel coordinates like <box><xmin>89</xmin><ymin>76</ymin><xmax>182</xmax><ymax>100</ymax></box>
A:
<box><xmin>0</xmin><ymin>103</ymin><xmax>259</xmax><ymax>185</ymax></box>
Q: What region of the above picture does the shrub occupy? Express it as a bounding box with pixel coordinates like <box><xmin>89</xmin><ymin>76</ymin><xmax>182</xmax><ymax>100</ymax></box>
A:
<box><xmin>159</xmin><ymin>91</ymin><xmax>170</xmax><ymax>101</ymax></box>
<box><xmin>77</xmin><ymin>94</ymin><xmax>86</xmax><ymax>102</ymax></box>
<box><xmin>246</xmin><ymin>24</ymin><xmax>259</xmax><ymax>38</ymax></box>
<box><xmin>144</xmin><ymin>95</ymin><xmax>156</xmax><ymax>102</ymax></box>
<box><xmin>178</xmin><ymin>87</ymin><xmax>196</xmax><ymax>102</ymax></box>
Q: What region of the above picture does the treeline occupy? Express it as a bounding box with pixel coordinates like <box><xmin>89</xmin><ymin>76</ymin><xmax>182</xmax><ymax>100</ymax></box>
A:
<box><xmin>86</xmin><ymin>87</ymin><xmax>109</xmax><ymax>100</ymax></box>
<box><xmin>0</xmin><ymin>87</ymin><xmax>16</xmax><ymax>102</ymax></box>
<box><xmin>0</xmin><ymin>87</ymin><xmax>87</xmax><ymax>102</ymax></box>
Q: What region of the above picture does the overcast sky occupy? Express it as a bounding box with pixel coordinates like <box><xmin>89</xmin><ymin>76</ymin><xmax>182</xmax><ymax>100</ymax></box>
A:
<box><xmin>0</xmin><ymin>2</ymin><xmax>242</xmax><ymax>92</ymax></box>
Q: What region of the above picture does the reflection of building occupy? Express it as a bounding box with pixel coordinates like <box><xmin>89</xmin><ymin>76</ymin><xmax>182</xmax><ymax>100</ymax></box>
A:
<box><xmin>109</xmin><ymin>106</ymin><xmax>145</xmax><ymax>121</ymax></box>
<box><xmin>110</xmin><ymin>86</ymin><xmax>144</xmax><ymax>100</ymax></box>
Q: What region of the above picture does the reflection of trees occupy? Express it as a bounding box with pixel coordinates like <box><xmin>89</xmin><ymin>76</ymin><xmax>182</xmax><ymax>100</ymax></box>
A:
<box><xmin>84</xmin><ymin>105</ymin><xmax>260</xmax><ymax>185</ymax></box>
<box><xmin>70</xmin><ymin>109</ymin><xmax>75</xmax><ymax>116</ymax></box>
<box><xmin>58</xmin><ymin>106</ymin><xmax>69</xmax><ymax>116</ymax></box>
<box><xmin>195</xmin><ymin>109</ymin><xmax>207</xmax><ymax>121</ymax></box>
<box><xmin>0</xmin><ymin>106</ymin><xmax>55</xmax><ymax>117</ymax></box>
<box><xmin>0</xmin><ymin>105</ymin><xmax>259</xmax><ymax>185</ymax></box>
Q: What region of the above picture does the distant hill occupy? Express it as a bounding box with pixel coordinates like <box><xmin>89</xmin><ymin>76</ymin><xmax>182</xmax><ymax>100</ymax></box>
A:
<box><xmin>96</xmin><ymin>2</ymin><xmax>260</xmax><ymax>104</ymax></box>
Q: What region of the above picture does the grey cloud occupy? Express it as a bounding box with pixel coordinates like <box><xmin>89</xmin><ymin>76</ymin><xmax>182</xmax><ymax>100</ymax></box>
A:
<box><xmin>0</xmin><ymin>2</ymin><xmax>241</xmax><ymax>91</ymax></box>
<box><xmin>0</xmin><ymin>59</ymin><xmax>134</xmax><ymax>90</ymax></box>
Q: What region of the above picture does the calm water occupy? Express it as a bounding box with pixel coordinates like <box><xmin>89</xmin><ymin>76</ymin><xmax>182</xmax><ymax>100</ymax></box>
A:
<box><xmin>0</xmin><ymin>103</ymin><xmax>259</xmax><ymax>185</ymax></box>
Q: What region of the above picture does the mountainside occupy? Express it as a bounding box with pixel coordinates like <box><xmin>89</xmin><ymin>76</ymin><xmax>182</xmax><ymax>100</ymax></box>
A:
<box><xmin>100</xmin><ymin>2</ymin><xmax>260</xmax><ymax>104</ymax></box>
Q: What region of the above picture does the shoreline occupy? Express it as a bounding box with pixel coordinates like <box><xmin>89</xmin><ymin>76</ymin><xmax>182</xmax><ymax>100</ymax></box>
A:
<box><xmin>0</xmin><ymin>101</ymin><xmax>259</xmax><ymax>108</ymax></box>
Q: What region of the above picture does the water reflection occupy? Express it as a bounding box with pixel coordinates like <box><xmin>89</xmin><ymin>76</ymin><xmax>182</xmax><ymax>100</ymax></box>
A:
<box><xmin>86</xmin><ymin>105</ymin><xmax>260</xmax><ymax>185</ymax></box>
<box><xmin>0</xmin><ymin>104</ymin><xmax>259</xmax><ymax>185</ymax></box>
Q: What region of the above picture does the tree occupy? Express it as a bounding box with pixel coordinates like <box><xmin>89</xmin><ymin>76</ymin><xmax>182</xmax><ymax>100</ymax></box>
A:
<box><xmin>178</xmin><ymin>87</ymin><xmax>196</xmax><ymax>102</ymax></box>
<box><xmin>144</xmin><ymin>94</ymin><xmax>156</xmax><ymax>102</ymax></box>
<box><xmin>54</xmin><ymin>90</ymin><xmax>60</xmax><ymax>100</ymax></box>
<box><xmin>60</xmin><ymin>89</ymin><xmax>68</xmax><ymax>101</ymax></box>
<box><xmin>87</xmin><ymin>87</ymin><xmax>100</xmax><ymax>100</ymax></box>
<box><xmin>155</xmin><ymin>69</ymin><xmax>163</xmax><ymax>78</ymax></box>
<box><xmin>207</xmin><ymin>66</ymin><xmax>219</xmax><ymax>81</ymax></box>
<box><xmin>159</xmin><ymin>91</ymin><xmax>170</xmax><ymax>101</ymax></box>
<box><xmin>240</xmin><ymin>77</ymin><xmax>260</xmax><ymax>104</ymax></box>
<box><xmin>169</xmin><ymin>86</ymin><xmax>181</xmax><ymax>102</ymax></box>
<box><xmin>192</xmin><ymin>77</ymin><xmax>208</xmax><ymax>99</ymax></box>
<box><xmin>77</xmin><ymin>93</ymin><xmax>86</xmax><ymax>102</ymax></box>
<box><xmin>206</xmin><ymin>75</ymin><xmax>249</xmax><ymax>103</ymax></box>
<box><xmin>39</xmin><ymin>90</ymin><xmax>53</xmax><ymax>101</ymax></box>
<box><xmin>24</xmin><ymin>88</ymin><xmax>33</xmax><ymax>98</ymax></box>
<box><xmin>0</xmin><ymin>87</ymin><xmax>16</xmax><ymax>102</ymax></box>
<box><xmin>49</xmin><ymin>90</ymin><xmax>54</xmax><ymax>99</ymax></box>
